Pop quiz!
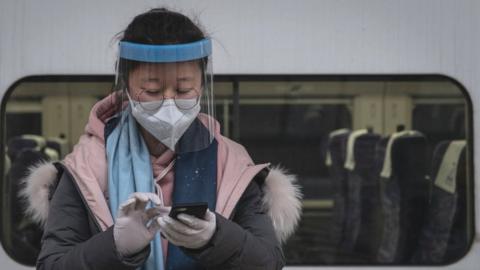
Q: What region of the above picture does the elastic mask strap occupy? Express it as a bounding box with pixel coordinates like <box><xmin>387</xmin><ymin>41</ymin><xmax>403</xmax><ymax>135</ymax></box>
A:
<box><xmin>155</xmin><ymin>159</ymin><xmax>176</xmax><ymax>182</ymax></box>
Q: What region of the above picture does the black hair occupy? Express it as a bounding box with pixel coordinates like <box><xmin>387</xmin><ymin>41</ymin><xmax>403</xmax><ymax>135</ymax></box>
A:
<box><xmin>112</xmin><ymin>8</ymin><xmax>207</xmax><ymax>110</ymax></box>
<box><xmin>122</xmin><ymin>8</ymin><xmax>205</xmax><ymax>45</ymax></box>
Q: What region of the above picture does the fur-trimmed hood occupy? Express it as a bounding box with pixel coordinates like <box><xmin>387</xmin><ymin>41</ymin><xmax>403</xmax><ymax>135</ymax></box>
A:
<box><xmin>20</xmin><ymin>162</ymin><xmax>302</xmax><ymax>243</ymax></box>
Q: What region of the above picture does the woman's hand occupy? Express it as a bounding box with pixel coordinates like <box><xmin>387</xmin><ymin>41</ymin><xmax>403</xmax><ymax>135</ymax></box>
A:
<box><xmin>157</xmin><ymin>209</ymin><xmax>216</xmax><ymax>249</ymax></box>
<box><xmin>113</xmin><ymin>192</ymin><xmax>169</xmax><ymax>256</ymax></box>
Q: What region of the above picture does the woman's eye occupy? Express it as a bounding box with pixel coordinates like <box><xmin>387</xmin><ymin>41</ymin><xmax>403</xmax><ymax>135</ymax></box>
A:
<box><xmin>177</xmin><ymin>88</ymin><xmax>193</xmax><ymax>94</ymax></box>
<box><xmin>142</xmin><ymin>89</ymin><xmax>161</xmax><ymax>94</ymax></box>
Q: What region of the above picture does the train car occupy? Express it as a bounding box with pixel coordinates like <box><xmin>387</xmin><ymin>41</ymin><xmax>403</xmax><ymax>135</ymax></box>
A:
<box><xmin>0</xmin><ymin>0</ymin><xmax>478</xmax><ymax>269</ymax></box>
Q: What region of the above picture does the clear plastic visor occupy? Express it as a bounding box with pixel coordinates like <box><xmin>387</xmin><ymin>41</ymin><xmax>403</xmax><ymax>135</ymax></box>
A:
<box><xmin>114</xmin><ymin>39</ymin><xmax>215</xmax><ymax>154</ymax></box>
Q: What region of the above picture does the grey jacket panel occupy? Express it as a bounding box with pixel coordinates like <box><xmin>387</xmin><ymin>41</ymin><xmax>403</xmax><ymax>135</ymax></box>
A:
<box><xmin>36</xmin><ymin>167</ymin><xmax>284</xmax><ymax>270</ymax></box>
<box><xmin>36</xmin><ymin>170</ymin><xmax>150</xmax><ymax>270</ymax></box>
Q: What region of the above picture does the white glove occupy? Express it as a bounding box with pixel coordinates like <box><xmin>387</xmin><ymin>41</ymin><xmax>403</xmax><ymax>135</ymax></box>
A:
<box><xmin>113</xmin><ymin>192</ymin><xmax>170</xmax><ymax>256</ymax></box>
<box><xmin>157</xmin><ymin>209</ymin><xmax>216</xmax><ymax>249</ymax></box>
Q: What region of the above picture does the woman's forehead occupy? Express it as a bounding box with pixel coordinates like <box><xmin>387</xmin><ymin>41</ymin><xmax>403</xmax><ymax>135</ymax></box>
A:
<box><xmin>133</xmin><ymin>61</ymin><xmax>201</xmax><ymax>75</ymax></box>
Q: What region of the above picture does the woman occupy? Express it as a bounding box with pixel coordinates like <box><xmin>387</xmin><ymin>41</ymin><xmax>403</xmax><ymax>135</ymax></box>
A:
<box><xmin>21</xmin><ymin>8</ymin><xmax>302</xmax><ymax>270</ymax></box>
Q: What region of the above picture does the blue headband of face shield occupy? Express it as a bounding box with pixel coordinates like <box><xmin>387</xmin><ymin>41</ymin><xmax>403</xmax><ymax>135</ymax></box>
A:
<box><xmin>119</xmin><ymin>38</ymin><xmax>212</xmax><ymax>63</ymax></box>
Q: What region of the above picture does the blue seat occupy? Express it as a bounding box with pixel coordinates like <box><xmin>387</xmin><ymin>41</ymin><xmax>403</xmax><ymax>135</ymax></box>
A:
<box><xmin>325</xmin><ymin>129</ymin><xmax>350</xmax><ymax>260</ymax></box>
<box><xmin>376</xmin><ymin>131</ymin><xmax>429</xmax><ymax>263</ymax></box>
<box><xmin>412</xmin><ymin>140</ymin><xmax>467</xmax><ymax>263</ymax></box>
<box><xmin>343</xmin><ymin>131</ymin><xmax>381</xmax><ymax>259</ymax></box>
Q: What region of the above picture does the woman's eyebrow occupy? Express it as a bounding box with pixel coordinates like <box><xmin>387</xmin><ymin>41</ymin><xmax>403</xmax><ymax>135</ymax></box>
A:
<box><xmin>177</xmin><ymin>77</ymin><xmax>194</xmax><ymax>82</ymax></box>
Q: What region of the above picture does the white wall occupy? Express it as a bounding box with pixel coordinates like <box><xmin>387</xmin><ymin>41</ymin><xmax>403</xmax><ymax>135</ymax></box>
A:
<box><xmin>0</xmin><ymin>0</ymin><xmax>479</xmax><ymax>269</ymax></box>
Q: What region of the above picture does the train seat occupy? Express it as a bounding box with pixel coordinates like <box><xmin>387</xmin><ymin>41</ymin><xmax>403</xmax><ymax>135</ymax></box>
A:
<box><xmin>412</xmin><ymin>140</ymin><xmax>467</xmax><ymax>263</ymax></box>
<box><xmin>343</xmin><ymin>130</ymin><xmax>381</xmax><ymax>259</ymax></box>
<box><xmin>376</xmin><ymin>131</ymin><xmax>429</xmax><ymax>263</ymax></box>
<box><xmin>46</xmin><ymin>136</ymin><xmax>68</xmax><ymax>159</ymax></box>
<box><xmin>325</xmin><ymin>128</ymin><xmax>350</xmax><ymax>260</ymax></box>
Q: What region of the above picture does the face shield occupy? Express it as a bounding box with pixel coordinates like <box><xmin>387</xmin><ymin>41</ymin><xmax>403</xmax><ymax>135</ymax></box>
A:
<box><xmin>115</xmin><ymin>39</ymin><xmax>215</xmax><ymax>153</ymax></box>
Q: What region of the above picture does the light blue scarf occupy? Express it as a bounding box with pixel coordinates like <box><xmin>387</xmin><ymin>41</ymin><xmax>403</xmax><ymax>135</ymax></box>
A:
<box><xmin>106</xmin><ymin>108</ymin><xmax>164</xmax><ymax>270</ymax></box>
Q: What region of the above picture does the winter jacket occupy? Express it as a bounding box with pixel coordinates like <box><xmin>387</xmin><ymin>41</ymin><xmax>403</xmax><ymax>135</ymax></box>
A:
<box><xmin>35</xmin><ymin>163</ymin><xmax>288</xmax><ymax>270</ymax></box>
<box><xmin>21</xmin><ymin>95</ymin><xmax>303</xmax><ymax>269</ymax></box>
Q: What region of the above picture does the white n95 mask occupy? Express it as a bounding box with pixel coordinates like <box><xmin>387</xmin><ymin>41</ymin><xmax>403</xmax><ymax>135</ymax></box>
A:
<box><xmin>127</xmin><ymin>94</ymin><xmax>201</xmax><ymax>151</ymax></box>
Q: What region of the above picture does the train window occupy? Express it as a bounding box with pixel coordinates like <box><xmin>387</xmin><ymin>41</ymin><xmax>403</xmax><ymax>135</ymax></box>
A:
<box><xmin>235</xmin><ymin>78</ymin><xmax>473</xmax><ymax>265</ymax></box>
<box><xmin>213</xmin><ymin>82</ymin><xmax>234</xmax><ymax>137</ymax></box>
<box><xmin>0</xmin><ymin>76</ymin><xmax>473</xmax><ymax>266</ymax></box>
<box><xmin>0</xmin><ymin>79</ymin><xmax>111</xmax><ymax>265</ymax></box>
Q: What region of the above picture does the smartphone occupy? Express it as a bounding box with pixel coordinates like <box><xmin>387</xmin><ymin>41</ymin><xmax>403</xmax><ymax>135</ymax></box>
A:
<box><xmin>169</xmin><ymin>202</ymin><xmax>208</xmax><ymax>220</ymax></box>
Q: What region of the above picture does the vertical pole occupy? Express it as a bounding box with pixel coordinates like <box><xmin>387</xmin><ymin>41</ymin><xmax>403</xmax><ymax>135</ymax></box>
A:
<box><xmin>233</xmin><ymin>80</ymin><xmax>240</xmax><ymax>141</ymax></box>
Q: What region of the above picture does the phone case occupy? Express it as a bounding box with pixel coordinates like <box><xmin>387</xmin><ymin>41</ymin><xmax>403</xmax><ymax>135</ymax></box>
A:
<box><xmin>168</xmin><ymin>202</ymin><xmax>208</xmax><ymax>220</ymax></box>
